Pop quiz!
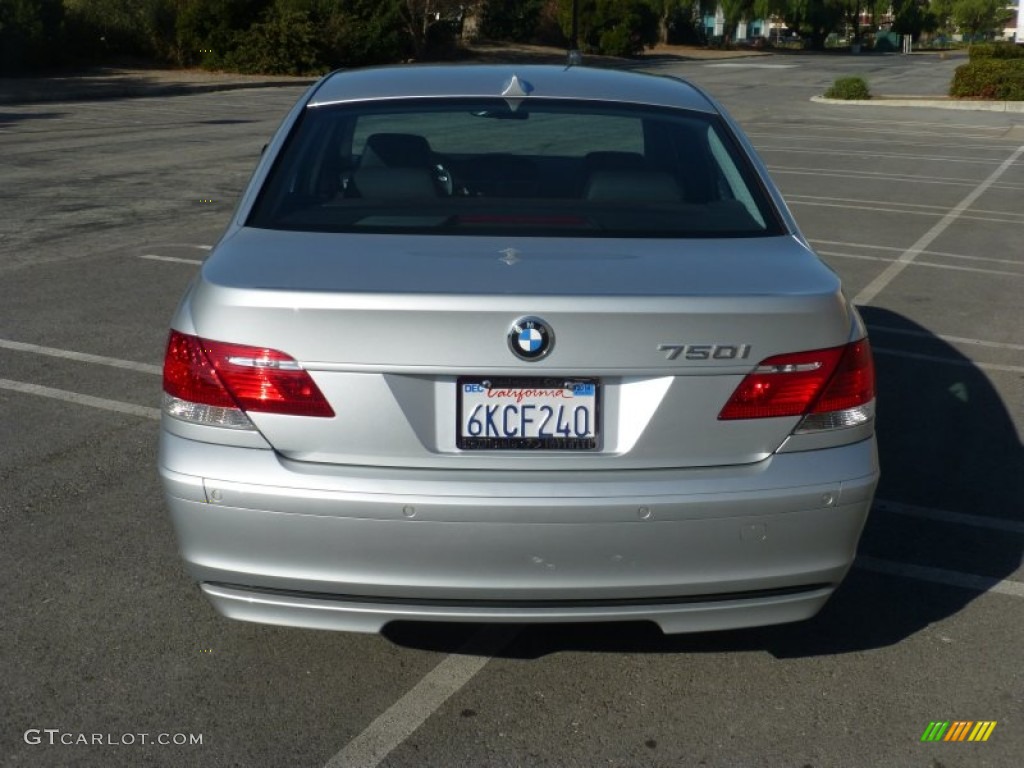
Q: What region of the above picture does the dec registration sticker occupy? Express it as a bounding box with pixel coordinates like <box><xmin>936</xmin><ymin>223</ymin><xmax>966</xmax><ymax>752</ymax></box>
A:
<box><xmin>457</xmin><ymin>378</ymin><xmax>599</xmax><ymax>450</ymax></box>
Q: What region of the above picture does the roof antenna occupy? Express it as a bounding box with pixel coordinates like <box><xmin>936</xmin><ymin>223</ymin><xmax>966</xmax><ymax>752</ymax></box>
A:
<box><xmin>566</xmin><ymin>0</ymin><xmax>582</xmax><ymax>67</ymax></box>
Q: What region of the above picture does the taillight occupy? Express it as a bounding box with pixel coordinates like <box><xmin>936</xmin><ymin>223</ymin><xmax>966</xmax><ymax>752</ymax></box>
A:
<box><xmin>719</xmin><ymin>340</ymin><xmax>875</xmax><ymax>431</ymax></box>
<box><xmin>162</xmin><ymin>331</ymin><xmax>334</xmax><ymax>427</ymax></box>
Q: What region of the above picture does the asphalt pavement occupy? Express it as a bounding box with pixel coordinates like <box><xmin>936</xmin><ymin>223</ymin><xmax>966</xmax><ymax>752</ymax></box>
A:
<box><xmin>0</xmin><ymin>66</ymin><xmax>314</xmax><ymax>106</ymax></box>
<box><xmin>2</xmin><ymin>51</ymin><xmax>1022</xmax><ymax>768</ymax></box>
<box><xmin>0</xmin><ymin>46</ymin><xmax>1019</xmax><ymax>111</ymax></box>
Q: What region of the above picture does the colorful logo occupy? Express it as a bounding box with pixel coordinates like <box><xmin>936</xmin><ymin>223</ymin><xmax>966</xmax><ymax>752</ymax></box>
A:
<box><xmin>507</xmin><ymin>317</ymin><xmax>553</xmax><ymax>361</ymax></box>
<box><xmin>921</xmin><ymin>721</ymin><xmax>997</xmax><ymax>742</ymax></box>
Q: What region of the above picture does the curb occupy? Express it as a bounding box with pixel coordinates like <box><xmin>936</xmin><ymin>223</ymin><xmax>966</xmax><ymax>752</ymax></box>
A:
<box><xmin>811</xmin><ymin>95</ymin><xmax>1024</xmax><ymax>112</ymax></box>
<box><xmin>0</xmin><ymin>77</ymin><xmax>315</xmax><ymax>107</ymax></box>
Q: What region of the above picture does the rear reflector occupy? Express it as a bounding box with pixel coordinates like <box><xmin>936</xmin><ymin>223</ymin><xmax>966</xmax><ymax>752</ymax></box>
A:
<box><xmin>163</xmin><ymin>331</ymin><xmax>334</xmax><ymax>421</ymax></box>
<box><xmin>162</xmin><ymin>393</ymin><xmax>254</xmax><ymax>430</ymax></box>
<box><xmin>718</xmin><ymin>340</ymin><xmax>875</xmax><ymax>426</ymax></box>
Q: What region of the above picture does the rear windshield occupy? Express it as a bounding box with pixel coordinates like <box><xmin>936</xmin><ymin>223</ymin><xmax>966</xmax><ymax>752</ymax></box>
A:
<box><xmin>248</xmin><ymin>98</ymin><xmax>784</xmax><ymax>238</ymax></box>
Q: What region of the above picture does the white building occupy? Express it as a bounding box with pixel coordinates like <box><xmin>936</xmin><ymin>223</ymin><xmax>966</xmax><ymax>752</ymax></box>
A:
<box><xmin>1005</xmin><ymin>0</ymin><xmax>1023</xmax><ymax>42</ymax></box>
<box><xmin>702</xmin><ymin>9</ymin><xmax>769</xmax><ymax>41</ymax></box>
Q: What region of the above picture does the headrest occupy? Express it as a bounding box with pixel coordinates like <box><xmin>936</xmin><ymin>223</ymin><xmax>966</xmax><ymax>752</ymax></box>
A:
<box><xmin>585</xmin><ymin>170</ymin><xmax>684</xmax><ymax>202</ymax></box>
<box><xmin>362</xmin><ymin>133</ymin><xmax>433</xmax><ymax>167</ymax></box>
<box><xmin>584</xmin><ymin>151</ymin><xmax>647</xmax><ymax>171</ymax></box>
<box><xmin>351</xmin><ymin>167</ymin><xmax>439</xmax><ymax>199</ymax></box>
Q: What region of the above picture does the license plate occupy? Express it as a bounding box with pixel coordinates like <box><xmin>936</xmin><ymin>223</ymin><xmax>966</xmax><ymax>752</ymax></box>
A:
<box><xmin>457</xmin><ymin>377</ymin><xmax>599</xmax><ymax>450</ymax></box>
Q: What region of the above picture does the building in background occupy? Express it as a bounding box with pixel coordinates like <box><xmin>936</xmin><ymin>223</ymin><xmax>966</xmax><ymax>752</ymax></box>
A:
<box><xmin>702</xmin><ymin>9</ymin><xmax>770</xmax><ymax>43</ymax></box>
<box><xmin>1006</xmin><ymin>0</ymin><xmax>1022</xmax><ymax>42</ymax></box>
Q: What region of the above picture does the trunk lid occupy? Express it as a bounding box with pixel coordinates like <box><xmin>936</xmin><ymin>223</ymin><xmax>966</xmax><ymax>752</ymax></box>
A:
<box><xmin>187</xmin><ymin>229</ymin><xmax>853</xmax><ymax>470</ymax></box>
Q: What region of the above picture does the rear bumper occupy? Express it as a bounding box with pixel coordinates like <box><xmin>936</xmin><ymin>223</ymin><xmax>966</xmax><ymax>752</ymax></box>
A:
<box><xmin>200</xmin><ymin>582</ymin><xmax>838</xmax><ymax>634</ymax></box>
<box><xmin>159</xmin><ymin>430</ymin><xmax>878</xmax><ymax>634</ymax></box>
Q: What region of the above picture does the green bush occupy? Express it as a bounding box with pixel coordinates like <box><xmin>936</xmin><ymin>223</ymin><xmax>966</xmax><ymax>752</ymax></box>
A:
<box><xmin>62</xmin><ymin>0</ymin><xmax>180</xmax><ymax>64</ymax></box>
<box><xmin>824</xmin><ymin>76</ymin><xmax>871</xmax><ymax>100</ymax></box>
<box><xmin>175</xmin><ymin>0</ymin><xmax>412</xmax><ymax>73</ymax></box>
<box><xmin>950</xmin><ymin>59</ymin><xmax>1024</xmax><ymax>100</ymax></box>
<box><xmin>175</xmin><ymin>0</ymin><xmax>272</xmax><ymax>68</ymax></box>
<box><xmin>968</xmin><ymin>42</ymin><xmax>1024</xmax><ymax>60</ymax></box>
<box><xmin>224</xmin><ymin>8</ymin><xmax>321</xmax><ymax>75</ymax></box>
<box><xmin>598</xmin><ymin>23</ymin><xmax>640</xmax><ymax>57</ymax></box>
<box><xmin>320</xmin><ymin>9</ymin><xmax>406</xmax><ymax>69</ymax></box>
<box><xmin>557</xmin><ymin>0</ymin><xmax>657</xmax><ymax>56</ymax></box>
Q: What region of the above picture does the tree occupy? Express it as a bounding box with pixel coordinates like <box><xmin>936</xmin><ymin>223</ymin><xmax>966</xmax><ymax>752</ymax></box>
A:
<box><xmin>175</xmin><ymin>0</ymin><xmax>272</xmax><ymax>66</ymax></box>
<box><xmin>719</xmin><ymin>0</ymin><xmax>754</xmax><ymax>45</ymax></box>
<box><xmin>62</xmin><ymin>0</ymin><xmax>181</xmax><ymax>62</ymax></box>
<box><xmin>479</xmin><ymin>0</ymin><xmax>545</xmax><ymax>41</ymax></box>
<box><xmin>771</xmin><ymin>0</ymin><xmax>844</xmax><ymax>49</ymax></box>
<box><xmin>651</xmin><ymin>0</ymin><xmax>711</xmax><ymax>44</ymax></box>
<box><xmin>556</xmin><ymin>0</ymin><xmax>660</xmax><ymax>55</ymax></box>
<box><xmin>929</xmin><ymin>0</ymin><xmax>958</xmax><ymax>34</ymax></box>
<box><xmin>226</xmin><ymin>6</ymin><xmax>319</xmax><ymax>74</ymax></box>
<box><xmin>0</xmin><ymin>0</ymin><xmax>64</xmax><ymax>71</ymax></box>
<box><xmin>398</xmin><ymin>0</ymin><xmax>464</xmax><ymax>57</ymax></box>
<box><xmin>891</xmin><ymin>0</ymin><xmax>938</xmax><ymax>40</ymax></box>
<box><xmin>831</xmin><ymin>0</ymin><xmax>865</xmax><ymax>44</ymax></box>
<box><xmin>319</xmin><ymin>0</ymin><xmax>407</xmax><ymax>66</ymax></box>
<box><xmin>951</xmin><ymin>0</ymin><xmax>1011</xmax><ymax>40</ymax></box>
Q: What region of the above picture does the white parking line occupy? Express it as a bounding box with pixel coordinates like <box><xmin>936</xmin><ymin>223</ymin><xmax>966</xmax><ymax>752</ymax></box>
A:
<box><xmin>322</xmin><ymin>554</ymin><xmax>1022</xmax><ymax>768</ymax></box>
<box><xmin>143</xmin><ymin>243</ymin><xmax>213</xmax><ymax>250</ymax></box>
<box><xmin>324</xmin><ymin>625</ymin><xmax>518</xmax><ymax>768</ymax></box>
<box><xmin>753</xmin><ymin>133</ymin><xmax>1017</xmax><ymax>151</ymax></box>
<box><xmin>772</xmin><ymin>166</ymin><xmax>1024</xmax><ymax>190</ymax></box>
<box><xmin>762</xmin><ymin>146</ymin><xmax>1008</xmax><ymax>165</ymax></box>
<box><xmin>810</xmin><ymin>238</ymin><xmax>1023</xmax><ymax>268</ymax></box>
<box><xmin>704</xmin><ymin>63</ymin><xmax>798</xmax><ymax>69</ymax></box>
<box><xmin>0</xmin><ymin>379</ymin><xmax>160</xmax><ymax>420</ymax></box>
<box><xmin>789</xmin><ymin>194</ymin><xmax>1024</xmax><ymax>222</ymax></box>
<box><xmin>755</xmin><ymin>117</ymin><xmax>1009</xmax><ymax>137</ymax></box>
<box><xmin>853</xmin><ymin>144</ymin><xmax>1024</xmax><ymax>306</ymax></box>
<box><xmin>792</xmin><ymin>201</ymin><xmax>1021</xmax><ymax>226</ymax></box>
<box><xmin>140</xmin><ymin>254</ymin><xmax>203</xmax><ymax>265</ymax></box>
<box><xmin>820</xmin><ymin>250</ymin><xmax>1024</xmax><ymax>279</ymax></box>
<box><xmin>3</xmin><ymin>368</ymin><xmax>1021</xmax><ymax>764</ymax></box>
<box><xmin>768</xmin><ymin>114</ymin><xmax>1012</xmax><ymax>133</ymax></box>
<box><xmin>875</xmin><ymin>499</ymin><xmax>1024</xmax><ymax>535</ymax></box>
<box><xmin>856</xmin><ymin>557</ymin><xmax>1024</xmax><ymax>598</ymax></box>
<box><xmin>0</xmin><ymin>338</ymin><xmax>161</xmax><ymax>374</ymax></box>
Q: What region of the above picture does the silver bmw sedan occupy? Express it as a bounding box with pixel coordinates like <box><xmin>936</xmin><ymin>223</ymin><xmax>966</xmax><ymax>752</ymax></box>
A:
<box><xmin>158</xmin><ymin>64</ymin><xmax>878</xmax><ymax>634</ymax></box>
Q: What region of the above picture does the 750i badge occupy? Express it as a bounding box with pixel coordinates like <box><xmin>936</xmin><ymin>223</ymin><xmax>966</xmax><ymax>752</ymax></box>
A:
<box><xmin>657</xmin><ymin>343</ymin><xmax>752</xmax><ymax>361</ymax></box>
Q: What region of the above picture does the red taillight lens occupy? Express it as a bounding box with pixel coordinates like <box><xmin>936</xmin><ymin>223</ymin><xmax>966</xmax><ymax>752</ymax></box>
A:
<box><xmin>163</xmin><ymin>331</ymin><xmax>334</xmax><ymax>418</ymax></box>
<box><xmin>718</xmin><ymin>340</ymin><xmax>874</xmax><ymax>420</ymax></box>
<box><xmin>808</xmin><ymin>339</ymin><xmax>874</xmax><ymax>414</ymax></box>
<box><xmin>163</xmin><ymin>331</ymin><xmax>236</xmax><ymax>409</ymax></box>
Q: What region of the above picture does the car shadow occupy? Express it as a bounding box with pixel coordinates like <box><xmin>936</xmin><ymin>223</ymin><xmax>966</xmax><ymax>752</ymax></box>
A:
<box><xmin>384</xmin><ymin>306</ymin><xmax>1023</xmax><ymax>659</ymax></box>
<box><xmin>0</xmin><ymin>110</ymin><xmax>65</xmax><ymax>126</ymax></box>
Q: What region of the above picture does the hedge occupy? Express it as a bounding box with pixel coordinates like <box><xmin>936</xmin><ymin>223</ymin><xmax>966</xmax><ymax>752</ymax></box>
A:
<box><xmin>950</xmin><ymin>59</ymin><xmax>1024</xmax><ymax>100</ymax></box>
<box><xmin>968</xmin><ymin>42</ymin><xmax>1024</xmax><ymax>60</ymax></box>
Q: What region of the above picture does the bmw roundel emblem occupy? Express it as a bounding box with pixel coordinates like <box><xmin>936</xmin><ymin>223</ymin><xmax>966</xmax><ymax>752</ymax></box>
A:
<box><xmin>508</xmin><ymin>316</ymin><xmax>553</xmax><ymax>361</ymax></box>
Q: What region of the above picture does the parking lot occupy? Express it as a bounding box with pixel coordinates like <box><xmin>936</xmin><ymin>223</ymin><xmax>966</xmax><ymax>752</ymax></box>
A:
<box><xmin>1</xmin><ymin>53</ymin><xmax>1022</xmax><ymax>767</ymax></box>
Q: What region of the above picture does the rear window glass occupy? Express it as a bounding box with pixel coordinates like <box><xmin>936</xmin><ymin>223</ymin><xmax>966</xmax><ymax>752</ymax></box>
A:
<box><xmin>248</xmin><ymin>98</ymin><xmax>783</xmax><ymax>238</ymax></box>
